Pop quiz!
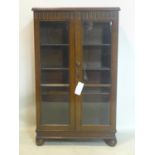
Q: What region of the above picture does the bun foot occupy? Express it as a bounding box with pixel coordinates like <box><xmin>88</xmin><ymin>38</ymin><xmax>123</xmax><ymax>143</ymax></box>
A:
<box><xmin>36</xmin><ymin>138</ymin><xmax>44</xmax><ymax>146</ymax></box>
<box><xmin>104</xmin><ymin>137</ymin><xmax>117</xmax><ymax>146</ymax></box>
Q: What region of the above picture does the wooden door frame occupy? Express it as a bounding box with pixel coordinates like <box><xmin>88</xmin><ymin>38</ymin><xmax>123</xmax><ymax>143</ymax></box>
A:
<box><xmin>74</xmin><ymin>17</ymin><xmax>119</xmax><ymax>132</ymax></box>
<box><xmin>34</xmin><ymin>18</ymin><xmax>76</xmax><ymax>131</ymax></box>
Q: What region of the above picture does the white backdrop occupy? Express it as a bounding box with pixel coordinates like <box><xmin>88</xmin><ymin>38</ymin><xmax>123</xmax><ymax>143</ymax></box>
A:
<box><xmin>19</xmin><ymin>0</ymin><xmax>134</xmax><ymax>131</ymax></box>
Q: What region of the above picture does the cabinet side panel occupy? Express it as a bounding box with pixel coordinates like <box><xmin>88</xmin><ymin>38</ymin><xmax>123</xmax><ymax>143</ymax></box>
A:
<box><xmin>111</xmin><ymin>12</ymin><xmax>119</xmax><ymax>130</ymax></box>
<box><xmin>33</xmin><ymin>12</ymin><xmax>41</xmax><ymax>129</ymax></box>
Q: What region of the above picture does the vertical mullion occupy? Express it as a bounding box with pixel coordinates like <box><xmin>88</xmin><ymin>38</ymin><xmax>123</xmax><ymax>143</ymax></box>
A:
<box><xmin>74</xmin><ymin>20</ymin><xmax>83</xmax><ymax>131</ymax></box>
<box><xmin>69</xmin><ymin>20</ymin><xmax>76</xmax><ymax>130</ymax></box>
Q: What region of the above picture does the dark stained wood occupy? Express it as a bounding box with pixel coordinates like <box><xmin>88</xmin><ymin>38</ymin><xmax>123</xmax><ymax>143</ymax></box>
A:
<box><xmin>32</xmin><ymin>8</ymin><xmax>120</xmax><ymax>146</ymax></box>
<box><xmin>32</xmin><ymin>8</ymin><xmax>120</xmax><ymax>21</ymax></box>
<box><xmin>36</xmin><ymin>138</ymin><xmax>44</xmax><ymax>146</ymax></box>
<box><xmin>32</xmin><ymin>7</ymin><xmax>120</xmax><ymax>11</ymax></box>
<box><xmin>36</xmin><ymin>130</ymin><xmax>116</xmax><ymax>138</ymax></box>
<box><xmin>104</xmin><ymin>137</ymin><xmax>117</xmax><ymax>146</ymax></box>
<box><xmin>68</xmin><ymin>20</ymin><xmax>76</xmax><ymax>130</ymax></box>
<box><xmin>111</xmin><ymin>12</ymin><xmax>119</xmax><ymax>130</ymax></box>
<box><xmin>34</xmin><ymin>16</ymin><xmax>41</xmax><ymax>129</ymax></box>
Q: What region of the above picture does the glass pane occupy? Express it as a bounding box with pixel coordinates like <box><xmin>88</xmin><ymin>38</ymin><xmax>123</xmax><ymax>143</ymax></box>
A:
<box><xmin>41</xmin><ymin>102</ymin><xmax>69</xmax><ymax>124</ymax></box>
<box><xmin>83</xmin><ymin>70</ymin><xmax>111</xmax><ymax>84</ymax></box>
<box><xmin>83</xmin><ymin>87</ymin><xmax>111</xmax><ymax>94</ymax></box>
<box><xmin>40</xmin><ymin>21</ymin><xmax>68</xmax><ymax>44</ymax></box>
<box><xmin>82</xmin><ymin>22</ymin><xmax>112</xmax><ymax>85</ymax></box>
<box><xmin>41</xmin><ymin>70</ymin><xmax>69</xmax><ymax>84</ymax></box>
<box><xmin>81</xmin><ymin>21</ymin><xmax>112</xmax><ymax>125</ymax></box>
<box><xmin>41</xmin><ymin>87</ymin><xmax>69</xmax><ymax>124</ymax></box>
<box><xmin>82</xmin><ymin>94</ymin><xmax>110</xmax><ymax>125</ymax></box>
<box><xmin>40</xmin><ymin>46</ymin><xmax>68</xmax><ymax>68</ymax></box>
<box><xmin>39</xmin><ymin>21</ymin><xmax>70</xmax><ymax>125</ymax></box>
<box><xmin>83</xmin><ymin>46</ymin><xmax>111</xmax><ymax>69</ymax></box>
<box><xmin>83</xmin><ymin>22</ymin><xmax>111</xmax><ymax>44</ymax></box>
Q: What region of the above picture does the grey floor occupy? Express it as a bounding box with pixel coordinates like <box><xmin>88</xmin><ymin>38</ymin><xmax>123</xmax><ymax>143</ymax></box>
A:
<box><xmin>20</xmin><ymin>128</ymin><xmax>134</xmax><ymax>155</ymax></box>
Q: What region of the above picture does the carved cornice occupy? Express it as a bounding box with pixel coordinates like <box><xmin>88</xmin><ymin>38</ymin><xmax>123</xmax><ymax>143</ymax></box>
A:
<box><xmin>34</xmin><ymin>11</ymin><xmax>118</xmax><ymax>20</ymax></box>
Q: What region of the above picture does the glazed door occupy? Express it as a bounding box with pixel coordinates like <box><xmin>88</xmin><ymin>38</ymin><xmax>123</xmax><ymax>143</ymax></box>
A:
<box><xmin>36</xmin><ymin>20</ymin><xmax>75</xmax><ymax>130</ymax></box>
<box><xmin>75</xmin><ymin>20</ymin><xmax>117</xmax><ymax>131</ymax></box>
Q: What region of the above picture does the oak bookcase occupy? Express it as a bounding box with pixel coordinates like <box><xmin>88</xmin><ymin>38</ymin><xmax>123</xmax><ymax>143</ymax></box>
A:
<box><xmin>32</xmin><ymin>7</ymin><xmax>120</xmax><ymax>146</ymax></box>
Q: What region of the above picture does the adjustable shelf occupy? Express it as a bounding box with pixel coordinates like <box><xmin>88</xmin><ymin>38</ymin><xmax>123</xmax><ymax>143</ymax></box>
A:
<box><xmin>85</xmin><ymin>84</ymin><xmax>112</xmax><ymax>87</ymax></box>
<box><xmin>40</xmin><ymin>84</ymin><xmax>69</xmax><ymax>87</ymax></box>
<box><xmin>83</xmin><ymin>67</ymin><xmax>111</xmax><ymax>71</ymax></box>
<box><xmin>83</xmin><ymin>44</ymin><xmax>111</xmax><ymax>47</ymax></box>
<box><xmin>82</xmin><ymin>92</ymin><xmax>110</xmax><ymax>95</ymax></box>
<box><xmin>42</xmin><ymin>91</ymin><xmax>68</xmax><ymax>95</ymax></box>
<box><xmin>41</xmin><ymin>67</ymin><xmax>69</xmax><ymax>71</ymax></box>
<box><xmin>40</xmin><ymin>44</ymin><xmax>69</xmax><ymax>47</ymax></box>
